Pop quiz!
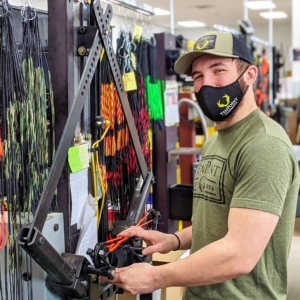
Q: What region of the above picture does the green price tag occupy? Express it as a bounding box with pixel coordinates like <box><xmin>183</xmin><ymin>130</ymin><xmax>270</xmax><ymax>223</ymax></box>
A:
<box><xmin>68</xmin><ymin>144</ymin><xmax>89</xmax><ymax>173</ymax></box>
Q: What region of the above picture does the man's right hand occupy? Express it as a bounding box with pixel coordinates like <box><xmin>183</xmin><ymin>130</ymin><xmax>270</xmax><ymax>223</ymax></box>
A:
<box><xmin>117</xmin><ymin>226</ymin><xmax>179</xmax><ymax>255</ymax></box>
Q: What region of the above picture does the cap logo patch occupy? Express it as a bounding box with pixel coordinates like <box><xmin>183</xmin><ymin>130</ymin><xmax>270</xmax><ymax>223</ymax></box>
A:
<box><xmin>195</xmin><ymin>35</ymin><xmax>217</xmax><ymax>50</ymax></box>
<box><xmin>217</xmin><ymin>94</ymin><xmax>230</xmax><ymax>108</ymax></box>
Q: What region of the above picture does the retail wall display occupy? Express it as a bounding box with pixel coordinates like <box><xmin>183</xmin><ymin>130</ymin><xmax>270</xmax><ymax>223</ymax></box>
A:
<box><xmin>99</xmin><ymin>20</ymin><xmax>166</xmax><ymax>238</ymax></box>
<box><xmin>254</xmin><ymin>48</ymin><xmax>270</xmax><ymax>111</ymax></box>
<box><xmin>253</xmin><ymin>44</ymin><xmax>285</xmax><ymax>118</ymax></box>
<box><xmin>0</xmin><ymin>1</ymin><xmax>54</xmax><ymax>299</ymax></box>
<box><xmin>11</xmin><ymin>1</ymin><xmax>160</xmax><ymax>299</ymax></box>
<box><xmin>111</xmin><ymin>14</ymin><xmax>166</xmax><ymax>131</ymax></box>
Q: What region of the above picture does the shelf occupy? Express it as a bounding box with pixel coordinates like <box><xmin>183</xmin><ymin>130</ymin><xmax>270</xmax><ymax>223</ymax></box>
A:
<box><xmin>168</xmin><ymin>147</ymin><xmax>202</xmax><ymax>162</ymax></box>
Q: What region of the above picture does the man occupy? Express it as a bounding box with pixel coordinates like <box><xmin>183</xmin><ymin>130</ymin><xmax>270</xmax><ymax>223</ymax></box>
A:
<box><xmin>101</xmin><ymin>31</ymin><xmax>299</xmax><ymax>299</ymax></box>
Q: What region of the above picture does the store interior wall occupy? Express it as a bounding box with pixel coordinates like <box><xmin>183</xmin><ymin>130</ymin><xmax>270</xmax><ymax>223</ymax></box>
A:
<box><xmin>11</xmin><ymin>0</ymin><xmax>47</xmax><ymax>10</ymax></box>
<box><xmin>9</xmin><ymin>1</ymin><xmax>293</xmax><ymax>78</ymax></box>
<box><xmin>254</xmin><ymin>23</ymin><xmax>292</xmax><ymax>72</ymax></box>
<box><xmin>9</xmin><ymin>0</ymin><xmax>293</xmax><ymax>92</ymax></box>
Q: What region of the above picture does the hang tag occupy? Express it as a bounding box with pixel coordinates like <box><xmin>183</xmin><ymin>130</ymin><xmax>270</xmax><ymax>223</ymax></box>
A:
<box><xmin>122</xmin><ymin>72</ymin><xmax>137</xmax><ymax>91</ymax></box>
<box><xmin>68</xmin><ymin>144</ymin><xmax>89</xmax><ymax>173</ymax></box>
<box><xmin>133</xmin><ymin>25</ymin><xmax>143</xmax><ymax>42</ymax></box>
<box><xmin>131</xmin><ymin>52</ymin><xmax>137</xmax><ymax>71</ymax></box>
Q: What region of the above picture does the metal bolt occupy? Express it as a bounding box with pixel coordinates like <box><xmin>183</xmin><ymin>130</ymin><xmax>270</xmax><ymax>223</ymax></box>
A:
<box><xmin>54</xmin><ymin>224</ymin><xmax>59</xmax><ymax>232</ymax></box>
<box><xmin>78</xmin><ymin>26</ymin><xmax>86</xmax><ymax>34</ymax></box>
<box><xmin>90</xmin><ymin>274</ymin><xmax>97</xmax><ymax>282</ymax></box>
<box><xmin>78</xmin><ymin>46</ymin><xmax>87</xmax><ymax>56</ymax></box>
<box><xmin>38</xmin><ymin>237</ymin><xmax>44</xmax><ymax>245</ymax></box>
<box><xmin>86</xmin><ymin>248</ymin><xmax>93</xmax><ymax>256</ymax></box>
<box><xmin>108</xmin><ymin>268</ymin><xmax>116</xmax><ymax>280</ymax></box>
<box><xmin>81</xmin><ymin>280</ymin><xmax>88</xmax><ymax>286</ymax></box>
<box><xmin>22</xmin><ymin>272</ymin><xmax>32</xmax><ymax>282</ymax></box>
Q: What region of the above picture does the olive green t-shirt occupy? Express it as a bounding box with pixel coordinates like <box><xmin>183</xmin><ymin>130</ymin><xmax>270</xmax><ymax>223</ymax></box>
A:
<box><xmin>183</xmin><ymin>110</ymin><xmax>299</xmax><ymax>300</ymax></box>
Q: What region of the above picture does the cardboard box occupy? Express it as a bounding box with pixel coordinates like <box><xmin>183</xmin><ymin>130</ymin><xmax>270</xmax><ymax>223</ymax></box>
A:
<box><xmin>110</xmin><ymin>291</ymin><xmax>136</xmax><ymax>300</ymax></box>
<box><xmin>111</xmin><ymin>288</ymin><xmax>185</xmax><ymax>300</ymax></box>
<box><xmin>161</xmin><ymin>286</ymin><xmax>185</xmax><ymax>300</ymax></box>
<box><xmin>152</xmin><ymin>249</ymin><xmax>187</xmax><ymax>264</ymax></box>
<box><xmin>152</xmin><ymin>250</ymin><xmax>188</xmax><ymax>300</ymax></box>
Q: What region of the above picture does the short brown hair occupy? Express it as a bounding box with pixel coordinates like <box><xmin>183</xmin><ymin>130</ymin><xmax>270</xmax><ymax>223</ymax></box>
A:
<box><xmin>234</xmin><ymin>58</ymin><xmax>251</xmax><ymax>74</ymax></box>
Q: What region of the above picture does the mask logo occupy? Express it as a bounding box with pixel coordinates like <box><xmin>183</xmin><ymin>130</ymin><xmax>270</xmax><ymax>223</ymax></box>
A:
<box><xmin>196</xmin><ymin>40</ymin><xmax>209</xmax><ymax>50</ymax></box>
<box><xmin>217</xmin><ymin>94</ymin><xmax>230</xmax><ymax>108</ymax></box>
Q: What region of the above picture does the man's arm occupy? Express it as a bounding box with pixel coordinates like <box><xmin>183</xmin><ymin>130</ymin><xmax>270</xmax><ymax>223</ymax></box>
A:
<box><xmin>173</xmin><ymin>226</ymin><xmax>193</xmax><ymax>251</ymax></box>
<box><xmin>154</xmin><ymin>207</ymin><xmax>279</xmax><ymax>289</ymax></box>
<box><xmin>117</xmin><ymin>225</ymin><xmax>193</xmax><ymax>255</ymax></box>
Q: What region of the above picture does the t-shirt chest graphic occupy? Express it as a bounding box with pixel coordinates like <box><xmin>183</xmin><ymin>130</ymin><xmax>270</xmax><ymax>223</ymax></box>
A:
<box><xmin>194</xmin><ymin>155</ymin><xmax>227</xmax><ymax>204</ymax></box>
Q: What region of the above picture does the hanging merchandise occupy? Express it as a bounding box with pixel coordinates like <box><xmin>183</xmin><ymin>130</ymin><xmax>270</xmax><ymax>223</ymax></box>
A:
<box><xmin>114</xmin><ymin>21</ymin><xmax>165</xmax><ymax>224</ymax></box>
<box><xmin>21</xmin><ymin>2</ymin><xmax>55</xmax><ymax>213</ymax></box>
<box><xmin>91</xmin><ymin>119</ymin><xmax>110</xmax><ymax>227</ymax></box>
<box><xmin>97</xmin><ymin>24</ymin><xmax>161</xmax><ymax>238</ymax></box>
<box><xmin>100</xmin><ymin>49</ymin><xmax>132</xmax><ymax>237</ymax></box>
<box><xmin>1</xmin><ymin>0</ymin><xmax>27</xmax><ymax>295</ymax></box>
<box><xmin>117</xmin><ymin>27</ymin><xmax>151</xmax><ymax>188</ymax></box>
<box><xmin>132</xmin><ymin>25</ymin><xmax>165</xmax><ymax>132</ymax></box>
<box><xmin>145</xmin><ymin>38</ymin><xmax>165</xmax><ymax>132</ymax></box>
<box><xmin>255</xmin><ymin>48</ymin><xmax>269</xmax><ymax>111</ymax></box>
<box><xmin>272</xmin><ymin>48</ymin><xmax>284</xmax><ymax>99</ymax></box>
<box><xmin>0</xmin><ymin>1</ymin><xmax>27</xmax><ymax>298</ymax></box>
<box><xmin>0</xmin><ymin>1</ymin><xmax>55</xmax><ymax>299</ymax></box>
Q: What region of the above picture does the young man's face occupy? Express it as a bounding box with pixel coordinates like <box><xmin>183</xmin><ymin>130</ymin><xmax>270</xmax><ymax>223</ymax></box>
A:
<box><xmin>191</xmin><ymin>55</ymin><xmax>240</xmax><ymax>93</ymax></box>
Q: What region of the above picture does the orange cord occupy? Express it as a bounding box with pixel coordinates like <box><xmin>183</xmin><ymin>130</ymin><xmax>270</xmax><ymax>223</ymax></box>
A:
<box><xmin>107</xmin><ymin>210</ymin><xmax>154</xmax><ymax>252</ymax></box>
<box><xmin>0</xmin><ymin>205</ymin><xmax>8</xmax><ymax>249</ymax></box>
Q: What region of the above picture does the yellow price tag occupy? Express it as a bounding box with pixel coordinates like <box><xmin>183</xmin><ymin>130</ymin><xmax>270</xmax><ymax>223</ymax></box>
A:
<box><xmin>122</xmin><ymin>72</ymin><xmax>137</xmax><ymax>91</ymax></box>
<box><xmin>133</xmin><ymin>25</ymin><xmax>143</xmax><ymax>42</ymax></box>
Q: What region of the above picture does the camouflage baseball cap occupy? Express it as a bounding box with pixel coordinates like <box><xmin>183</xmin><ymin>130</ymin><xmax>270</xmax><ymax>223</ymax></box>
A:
<box><xmin>174</xmin><ymin>31</ymin><xmax>253</xmax><ymax>75</ymax></box>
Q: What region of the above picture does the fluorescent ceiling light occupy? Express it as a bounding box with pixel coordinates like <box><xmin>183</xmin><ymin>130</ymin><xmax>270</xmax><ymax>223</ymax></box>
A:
<box><xmin>154</xmin><ymin>7</ymin><xmax>170</xmax><ymax>16</ymax></box>
<box><xmin>103</xmin><ymin>0</ymin><xmax>155</xmax><ymax>15</ymax></box>
<box><xmin>245</xmin><ymin>1</ymin><xmax>276</xmax><ymax>10</ymax></box>
<box><xmin>259</xmin><ymin>11</ymin><xmax>288</xmax><ymax>19</ymax></box>
<box><xmin>177</xmin><ymin>21</ymin><xmax>206</xmax><ymax>28</ymax></box>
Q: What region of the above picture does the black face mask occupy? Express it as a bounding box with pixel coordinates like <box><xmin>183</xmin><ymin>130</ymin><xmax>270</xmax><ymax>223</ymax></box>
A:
<box><xmin>195</xmin><ymin>68</ymin><xmax>248</xmax><ymax>122</ymax></box>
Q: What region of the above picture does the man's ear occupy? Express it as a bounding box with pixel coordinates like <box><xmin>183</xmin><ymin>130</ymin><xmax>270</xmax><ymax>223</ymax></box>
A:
<box><xmin>245</xmin><ymin>65</ymin><xmax>258</xmax><ymax>86</ymax></box>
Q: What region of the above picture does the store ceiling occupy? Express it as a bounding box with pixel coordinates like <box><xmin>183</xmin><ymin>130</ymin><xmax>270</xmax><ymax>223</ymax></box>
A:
<box><xmin>113</xmin><ymin>0</ymin><xmax>291</xmax><ymax>31</ymax></box>
<box><xmin>10</xmin><ymin>1</ymin><xmax>292</xmax><ymax>34</ymax></box>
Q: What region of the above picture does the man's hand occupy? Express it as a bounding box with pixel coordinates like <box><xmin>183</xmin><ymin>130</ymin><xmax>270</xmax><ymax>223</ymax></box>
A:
<box><xmin>117</xmin><ymin>226</ymin><xmax>179</xmax><ymax>255</ymax></box>
<box><xmin>100</xmin><ymin>263</ymin><xmax>158</xmax><ymax>295</ymax></box>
